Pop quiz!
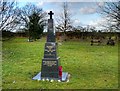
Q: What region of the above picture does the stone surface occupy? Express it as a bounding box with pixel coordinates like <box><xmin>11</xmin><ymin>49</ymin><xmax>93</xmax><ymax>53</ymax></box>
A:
<box><xmin>41</xmin><ymin>11</ymin><xmax>59</xmax><ymax>79</ymax></box>
<box><xmin>43</xmin><ymin>42</ymin><xmax>58</xmax><ymax>58</ymax></box>
<box><xmin>48</xmin><ymin>11</ymin><xmax>54</xmax><ymax>19</ymax></box>
<box><xmin>33</xmin><ymin>72</ymin><xmax>69</xmax><ymax>82</ymax></box>
<box><xmin>41</xmin><ymin>58</ymin><xmax>60</xmax><ymax>78</ymax></box>
<box><xmin>47</xmin><ymin>19</ymin><xmax>55</xmax><ymax>42</ymax></box>
<box><xmin>33</xmin><ymin>11</ymin><xmax>69</xmax><ymax>82</ymax></box>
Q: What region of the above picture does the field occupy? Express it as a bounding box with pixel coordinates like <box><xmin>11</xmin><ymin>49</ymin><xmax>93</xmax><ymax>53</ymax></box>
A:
<box><xmin>2</xmin><ymin>37</ymin><xmax>118</xmax><ymax>89</ymax></box>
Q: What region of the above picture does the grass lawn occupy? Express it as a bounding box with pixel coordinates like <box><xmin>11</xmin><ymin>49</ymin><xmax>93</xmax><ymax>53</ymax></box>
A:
<box><xmin>2</xmin><ymin>37</ymin><xmax>118</xmax><ymax>89</ymax></box>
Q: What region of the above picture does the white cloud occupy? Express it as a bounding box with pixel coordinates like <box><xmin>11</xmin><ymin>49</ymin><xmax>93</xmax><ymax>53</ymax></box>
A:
<box><xmin>97</xmin><ymin>2</ymin><xmax>105</xmax><ymax>7</ymax></box>
<box><xmin>75</xmin><ymin>19</ymin><xmax>80</xmax><ymax>24</ymax></box>
<box><xmin>79</xmin><ymin>7</ymin><xmax>97</xmax><ymax>14</ymax></box>
<box><xmin>73</xmin><ymin>19</ymin><xmax>85</xmax><ymax>27</ymax></box>
<box><xmin>74</xmin><ymin>19</ymin><xmax>81</xmax><ymax>26</ymax></box>
<box><xmin>88</xmin><ymin>16</ymin><xmax>117</xmax><ymax>30</ymax></box>
<box><xmin>88</xmin><ymin>17</ymin><xmax>108</xmax><ymax>29</ymax></box>
<box><xmin>16</xmin><ymin>0</ymin><xmax>119</xmax><ymax>2</ymax></box>
<box><xmin>36</xmin><ymin>1</ymin><xmax>44</xmax><ymax>7</ymax></box>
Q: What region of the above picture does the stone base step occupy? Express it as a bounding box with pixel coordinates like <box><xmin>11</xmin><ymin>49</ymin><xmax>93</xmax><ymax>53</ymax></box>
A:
<box><xmin>32</xmin><ymin>72</ymin><xmax>69</xmax><ymax>82</ymax></box>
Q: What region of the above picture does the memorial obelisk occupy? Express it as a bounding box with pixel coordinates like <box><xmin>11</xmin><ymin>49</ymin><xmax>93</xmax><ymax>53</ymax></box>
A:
<box><xmin>33</xmin><ymin>11</ymin><xmax>69</xmax><ymax>82</ymax></box>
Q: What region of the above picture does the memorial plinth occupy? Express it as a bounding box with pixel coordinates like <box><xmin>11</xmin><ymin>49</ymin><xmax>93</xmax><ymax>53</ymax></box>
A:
<box><xmin>33</xmin><ymin>11</ymin><xmax>69</xmax><ymax>82</ymax></box>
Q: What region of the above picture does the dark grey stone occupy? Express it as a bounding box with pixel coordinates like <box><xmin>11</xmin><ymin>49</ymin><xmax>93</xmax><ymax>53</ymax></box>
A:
<box><xmin>33</xmin><ymin>11</ymin><xmax>69</xmax><ymax>82</ymax></box>
<box><xmin>47</xmin><ymin>19</ymin><xmax>55</xmax><ymax>42</ymax></box>
<box><xmin>48</xmin><ymin>11</ymin><xmax>54</xmax><ymax>19</ymax></box>
<box><xmin>44</xmin><ymin>42</ymin><xmax>58</xmax><ymax>58</ymax></box>
<box><xmin>41</xmin><ymin>11</ymin><xmax>59</xmax><ymax>79</ymax></box>
<box><xmin>41</xmin><ymin>58</ymin><xmax>60</xmax><ymax>78</ymax></box>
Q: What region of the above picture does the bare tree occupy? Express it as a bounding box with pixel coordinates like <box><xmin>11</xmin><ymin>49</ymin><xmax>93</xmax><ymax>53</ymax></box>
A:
<box><xmin>0</xmin><ymin>0</ymin><xmax>18</xmax><ymax>31</ymax></box>
<box><xmin>18</xmin><ymin>3</ymin><xmax>47</xmax><ymax>41</ymax></box>
<box><xmin>98</xmin><ymin>2</ymin><xmax>120</xmax><ymax>32</ymax></box>
<box><xmin>56</xmin><ymin>2</ymin><xmax>73</xmax><ymax>38</ymax></box>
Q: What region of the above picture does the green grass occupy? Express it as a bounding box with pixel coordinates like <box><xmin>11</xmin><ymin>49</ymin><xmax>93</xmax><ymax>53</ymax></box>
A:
<box><xmin>0</xmin><ymin>40</ymin><xmax>2</xmax><ymax>90</ymax></box>
<box><xmin>2</xmin><ymin>37</ymin><xmax>118</xmax><ymax>89</ymax></box>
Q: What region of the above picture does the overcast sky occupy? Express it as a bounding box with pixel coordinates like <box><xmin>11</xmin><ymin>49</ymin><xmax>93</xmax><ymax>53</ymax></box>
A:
<box><xmin>17</xmin><ymin>0</ymin><xmax>119</xmax><ymax>30</ymax></box>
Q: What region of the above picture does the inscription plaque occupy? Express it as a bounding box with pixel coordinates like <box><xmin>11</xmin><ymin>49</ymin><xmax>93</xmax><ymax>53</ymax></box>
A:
<box><xmin>43</xmin><ymin>61</ymin><xmax>57</xmax><ymax>67</ymax></box>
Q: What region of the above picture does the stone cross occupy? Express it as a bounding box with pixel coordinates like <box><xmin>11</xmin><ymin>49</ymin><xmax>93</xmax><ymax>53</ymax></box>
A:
<box><xmin>47</xmin><ymin>11</ymin><xmax>55</xmax><ymax>42</ymax></box>
<box><xmin>48</xmin><ymin>11</ymin><xmax>54</xmax><ymax>19</ymax></box>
